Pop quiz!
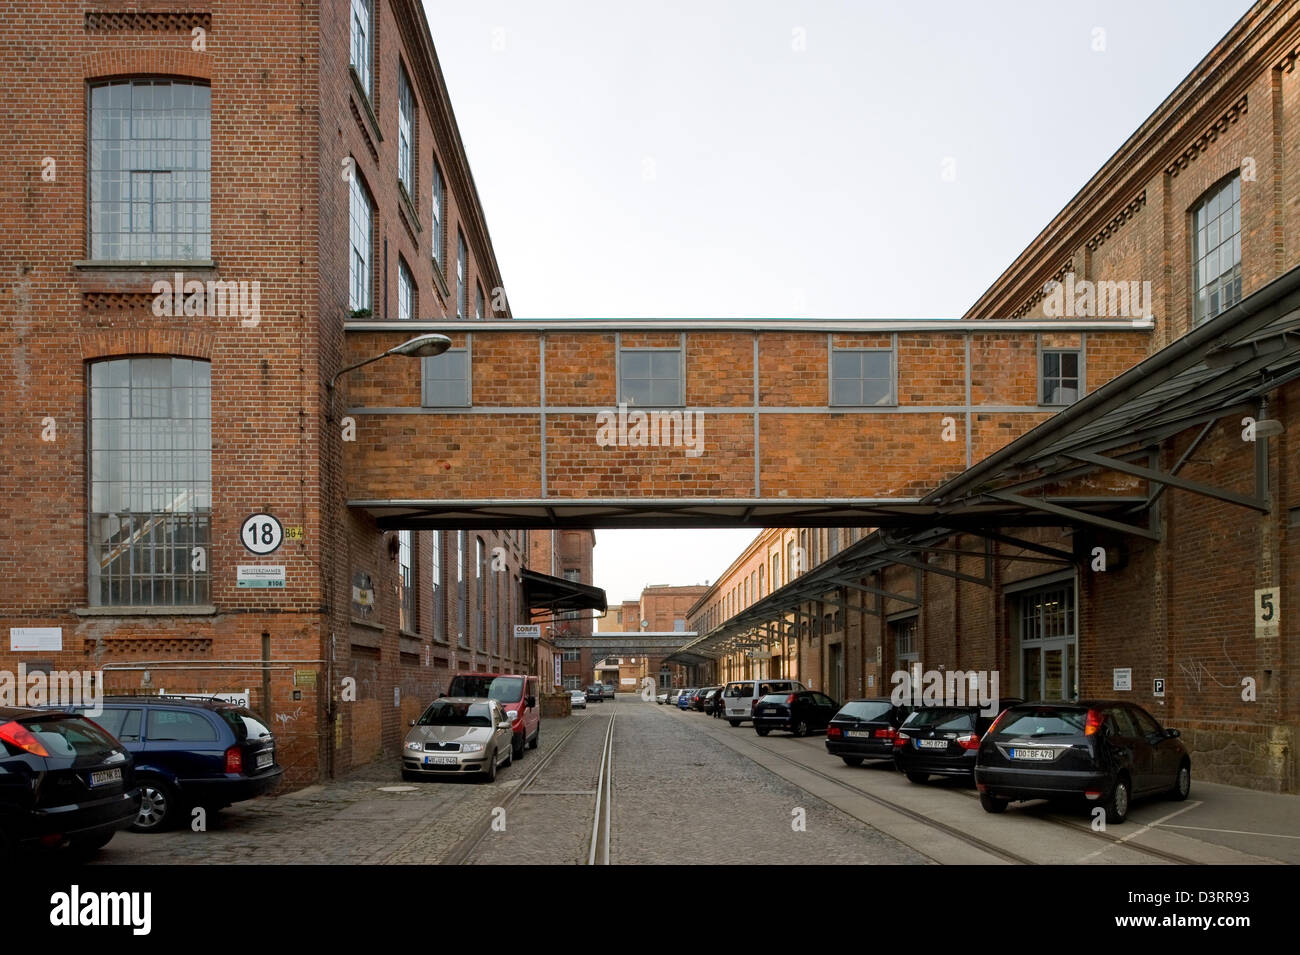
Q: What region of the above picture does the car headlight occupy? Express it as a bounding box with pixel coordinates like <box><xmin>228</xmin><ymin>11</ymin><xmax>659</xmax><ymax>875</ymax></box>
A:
<box><xmin>460</xmin><ymin>742</ymin><xmax>485</xmax><ymax>753</ymax></box>
<box><xmin>405</xmin><ymin>741</ymin><xmax>425</xmax><ymax>752</ymax></box>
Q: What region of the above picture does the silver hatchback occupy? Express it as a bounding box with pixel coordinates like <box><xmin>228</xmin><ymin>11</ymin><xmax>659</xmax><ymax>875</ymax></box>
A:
<box><xmin>402</xmin><ymin>697</ymin><xmax>514</xmax><ymax>782</ymax></box>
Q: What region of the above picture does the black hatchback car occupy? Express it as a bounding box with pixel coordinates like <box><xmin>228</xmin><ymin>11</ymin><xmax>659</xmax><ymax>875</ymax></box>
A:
<box><xmin>974</xmin><ymin>700</ymin><xmax>1191</xmax><ymax>823</ymax></box>
<box><xmin>0</xmin><ymin>706</ymin><xmax>140</xmax><ymax>856</ymax></box>
<box><xmin>754</xmin><ymin>691</ymin><xmax>840</xmax><ymax>737</ymax></box>
<box><xmin>61</xmin><ymin>696</ymin><xmax>283</xmax><ymax>831</ymax></box>
<box><xmin>893</xmin><ymin>699</ymin><xmax>1023</xmax><ymax>782</ymax></box>
<box><xmin>825</xmin><ymin>699</ymin><xmax>913</xmax><ymax>766</ymax></box>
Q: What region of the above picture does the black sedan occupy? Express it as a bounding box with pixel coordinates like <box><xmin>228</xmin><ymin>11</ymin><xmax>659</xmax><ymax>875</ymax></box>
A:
<box><xmin>825</xmin><ymin>699</ymin><xmax>912</xmax><ymax>766</ymax></box>
<box><xmin>754</xmin><ymin>691</ymin><xmax>840</xmax><ymax>737</ymax></box>
<box><xmin>974</xmin><ymin>700</ymin><xmax>1191</xmax><ymax>824</ymax></box>
<box><xmin>586</xmin><ymin>685</ymin><xmax>604</xmax><ymax>702</ymax></box>
<box><xmin>0</xmin><ymin>707</ymin><xmax>141</xmax><ymax>856</ymax></box>
<box><xmin>893</xmin><ymin>699</ymin><xmax>1022</xmax><ymax>782</ymax></box>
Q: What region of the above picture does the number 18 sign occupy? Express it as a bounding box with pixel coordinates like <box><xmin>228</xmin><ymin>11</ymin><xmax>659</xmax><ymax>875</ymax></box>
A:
<box><xmin>240</xmin><ymin>513</ymin><xmax>284</xmax><ymax>555</ymax></box>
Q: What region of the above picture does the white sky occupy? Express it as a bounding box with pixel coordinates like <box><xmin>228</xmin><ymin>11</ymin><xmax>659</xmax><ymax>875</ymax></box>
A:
<box><xmin>423</xmin><ymin>0</ymin><xmax>1251</xmax><ymax>605</ymax></box>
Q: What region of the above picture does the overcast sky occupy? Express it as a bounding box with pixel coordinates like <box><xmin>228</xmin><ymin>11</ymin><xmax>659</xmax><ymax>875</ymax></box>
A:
<box><xmin>424</xmin><ymin>0</ymin><xmax>1251</xmax><ymax>606</ymax></box>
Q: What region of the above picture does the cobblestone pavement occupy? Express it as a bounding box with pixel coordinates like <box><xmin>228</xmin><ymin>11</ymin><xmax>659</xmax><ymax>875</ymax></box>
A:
<box><xmin>89</xmin><ymin>717</ymin><xmax>577</xmax><ymax>865</ymax></box>
<box><xmin>610</xmin><ymin>698</ymin><xmax>927</xmax><ymax>864</ymax></box>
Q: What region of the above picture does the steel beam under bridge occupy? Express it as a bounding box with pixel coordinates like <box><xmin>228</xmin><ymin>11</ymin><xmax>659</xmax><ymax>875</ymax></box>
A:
<box><xmin>553</xmin><ymin>632</ymin><xmax>698</xmax><ymax>654</ymax></box>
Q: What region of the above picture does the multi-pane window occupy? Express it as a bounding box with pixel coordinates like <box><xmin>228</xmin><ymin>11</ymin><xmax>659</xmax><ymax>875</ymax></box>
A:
<box><xmin>562</xmin><ymin>568</ymin><xmax>581</xmax><ymax>620</ymax></box>
<box><xmin>457</xmin><ymin>231</ymin><xmax>468</xmax><ymax>318</ymax></box>
<box><xmin>457</xmin><ymin>530</ymin><xmax>467</xmax><ymax>648</ymax></box>
<box><xmin>758</xmin><ymin>565</ymin><xmax>765</xmax><ymax>598</ymax></box>
<box><xmin>892</xmin><ymin>616</ymin><xmax>918</xmax><ymax>664</ymax></box>
<box><xmin>89</xmin><ymin>81</ymin><xmax>211</xmax><ymax>261</ymax></box>
<box><xmin>619</xmin><ymin>348</ymin><xmax>682</xmax><ymax>406</ymax></box>
<box><xmin>348</xmin><ymin>171</ymin><xmax>372</xmax><ymax>313</ymax></box>
<box><xmin>397</xmin><ymin>530</ymin><xmax>415</xmax><ymax>632</ymax></box>
<box><xmin>431</xmin><ymin>161</ymin><xmax>445</xmax><ymax>265</ymax></box>
<box><xmin>771</xmin><ymin>553</ymin><xmax>781</xmax><ymax>590</ymax></box>
<box><xmin>89</xmin><ymin>358</ymin><xmax>211</xmax><ymax>607</ymax></box>
<box><xmin>1018</xmin><ymin>586</ymin><xmax>1075</xmax><ymax>643</ymax></box>
<box><xmin>350</xmin><ymin>0</ymin><xmax>372</xmax><ymax>96</ymax></box>
<box><xmin>562</xmin><ymin>649</ymin><xmax>580</xmax><ymax>662</ymax></box>
<box><xmin>475</xmin><ymin>283</ymin><xmax>485</xmax><ymax>320</ymax></box>
<box><xmin>830</xmin><ymin>349</ymin><xmax>893</xmax><ymax>406</ymax></box>
<box><xmin>1040</xmin><ymin>349</ymin><xmax>1081</xmax><ymax>405</ymax></box>
<box><xmin>422</xmin><ymin>348</ymin><xmax>470</xmax><ymax>406</ymax></box>
<box><xmin>431</xmin><ymin>531</ymin><xmax>443</xmax><ymax>642</ymax></box>
<box><xmin>1193</xmin><ymin>174</ymin><xmax>1242</xmax><ymax>325</ymax></box>
<box><xmin>397</xmin><ymin>257</ymin><xmax>414</xmax><ymax>320</ymax></box>
<box><xmin>397</xmin><ymin>66</ymin><xmax>415</xmax><ymax>195</ymax></box>
<box><xmin>476</xmin><ymin>536</ymin><xmax>487</xmax><ymax>651</ymax></box>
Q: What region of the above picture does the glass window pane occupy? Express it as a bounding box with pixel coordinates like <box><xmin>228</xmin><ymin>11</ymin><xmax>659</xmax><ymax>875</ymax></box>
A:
<box><xmin>621</xmin><ymin>351</ymin><xmax>650</xmax><ymax>379</ymax></box>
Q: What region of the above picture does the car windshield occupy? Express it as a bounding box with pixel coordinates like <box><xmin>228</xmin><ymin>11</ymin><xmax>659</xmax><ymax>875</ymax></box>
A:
<box><xmin>837</xmin><ymin>701</ymin><xmax>894</xmax><ymax>721</ymax></box>
<box><xmin>903</xmin><ymin>708</ymin><xmax>975</xmax><ymax>732</ymax></box>
<box><xmin>217</xmin><ymin>706</ymin><xmax>273</xmax><ymax>741</ymax></box>
<box><xmin>991</xmin><ymin>708</ymin><xmax>1086</xmax><ymax>737</ymax></box>
<box><xmin>417</xmin><ymin>701</ymin><xmax>493</xmax><ymax>727</ymax></box>
<box><xmin>12</xmin><ymin>715</ymin><xmax>121</xmax><ymax>758</ymax></box>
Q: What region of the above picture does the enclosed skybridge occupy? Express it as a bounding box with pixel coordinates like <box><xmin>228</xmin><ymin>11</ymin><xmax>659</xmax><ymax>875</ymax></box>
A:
<box><xmin>338</xmin><ymin>318</ymin><xmax>1153</xmax><ymax>529</ymax></box>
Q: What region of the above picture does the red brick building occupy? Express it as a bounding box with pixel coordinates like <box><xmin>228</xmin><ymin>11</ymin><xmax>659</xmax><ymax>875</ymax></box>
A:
<box><xmin>691</xmin><ymin>0</ymin><xmax>1300</xmax><ymax>792</ymax></box>
<box><xmin>0</xmin><ymin>0</ymin><xmax>534</xmax><ymax>788</ymax></box>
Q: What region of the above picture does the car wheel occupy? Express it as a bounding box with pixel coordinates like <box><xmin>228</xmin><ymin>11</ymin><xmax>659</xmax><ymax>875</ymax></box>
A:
<box><xmin>756</xmin><ymin>727</ymin><xmax>770</xmax><ymax>737</ymax></box>
<box><xmin>131</xmin><ymin>777</ymin><xmax>179</xmax><ymax>832</ymax></box>
<box><xmin>484</xmin><ymin>750</ymin><xmax>498</xmax><ymax>782</ymax></box>
<box><xmin>528</xmin><ymin>728</ymin><xmax>539</xmax><ymax>750</ymax></box>
<box><xmin>979</xmin><ymin>792</ymin><xmax>1009</xmax><ymax>814</ymax></box>
<box><xmin>905</xmin><ymin>771</ymin><xmax>928</xmax><ymax>784</ymax></box>
<box><xmin>792</xmin><ymin>720</ymin><xmax>808</xmax><ymax>737</ymax></box>
<box><xmin>1169</xmin><ymin>761</ymin><xmax>1191</xmax><ymax>801</ymax></box>
<box><xmin>1104</xmin><ymin>775</ymin><xmax>1131</xmax><ymax>824</ymax></box>
<box><xmin>841</xmin><ymin>756</ymin><xmax>864</xmax><ymax>767</ymax></box>
<box><xmin>728</xmin><ymin>719</ymin><xmax>741</xmax><ymax>728</ymax></box>
<box><xmin>512</xmin><ymin>733</ymin><xmax>525</xmax><ymax>759</ymax></box>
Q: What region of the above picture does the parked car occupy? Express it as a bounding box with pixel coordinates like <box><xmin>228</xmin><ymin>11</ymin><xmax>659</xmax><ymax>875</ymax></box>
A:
<box><xmin>586</xmin><ymin>684</ymin><xmax>604</xmax><ymax>703</ymax></box>
<box><xmin>825</xmin><ymin>699</ymin><xmax>913</xmax><ymax>766</ymax></box>
<box><xmin>447</xmin><ymin>672</ymin><xmax>540</xmax><ymax>759</ymax></box>
<box><xmin>656</xmin><ymin>689</ymin><xmax>671</xmax><ymax>705</ymax></box>
<box><xmin>703</xmin><ymin>687</ymin><xmax>725</xmax><ymax>716</ymax></box>
<box><xmin>974</xmin><ymin>700</ymin><xmax>1191</xmax><ymax>823</ymax></box>
<box><xmin>569</xmin><ymin>689</ymin><xmax>587</xmax><ymax>710</ymax></box>
<box><xmin>402</xmin><ymin>698</ymin><xmax>513</xmax><ymax>782</ymax></box>
<box><xmin>601</xmin><ymin>683</ymin><xmax>617</xmax><ymax>700</ymax></box>
<box><xmin>720</xmin><ymin>679</ymin><xmax>807</xmax><ymax>726</ymax></box>
<box><xmin>60</xmin><ymin>695</ymin><xmax>282</xmax><ymax>832</ymax></box>
<box><xmin>0</xmin><ymin>706</ymin><xmax>140</xmax><ymax>855</ymax></box>
<box><xmin>754</xmin><ymin>691</ymin><xmax>840</xmax><ymax>737</ymax></box>
<box><xmin>690</xmin><ymin>687</ymin><xmax>711</xmax><ymax>712</ymax></box>
<box><xmin>893</xmin><ymin>699</ymin><xmax>1023</xmax><ymax>784</ymax></box>
<box><xmin>676</xmin><ymin>689</ymin><xmax>697</xmax><ymax>710</ymax></box>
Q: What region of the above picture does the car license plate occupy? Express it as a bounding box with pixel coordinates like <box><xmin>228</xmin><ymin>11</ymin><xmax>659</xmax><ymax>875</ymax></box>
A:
<box><xmin>256</xmin><ymin>750</ymin><xmax>273</xmax><ymax>770</ymax></box>
<box><xmin>845</xmin><ymin>730</ymin><xmax>870</xmax><ymax>738</ymax></box>
<box><xmin>1010</xmin><ymin>748</ymin><xmax>1055</xmax><ymax>760</ymax></box>
<box><xmin>918</xmin><ymin>739</ymin><xmax>948</xmax><ymax>749</ymax></box>
<box><xmin>424</xmin><ymin>756</ymin><xmax>457</xmax><ymax>766</ymax></box>
<box><xmin>89</xmin><ymin>768</ymin><xmax>122</xmax><ymax>788</ymax></box>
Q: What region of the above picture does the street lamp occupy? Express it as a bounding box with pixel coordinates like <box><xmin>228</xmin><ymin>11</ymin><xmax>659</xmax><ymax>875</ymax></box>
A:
<box><xmin>327</xmin><ymin>333</ymin><xmax>451</xmax><ymax>420</ymax></box>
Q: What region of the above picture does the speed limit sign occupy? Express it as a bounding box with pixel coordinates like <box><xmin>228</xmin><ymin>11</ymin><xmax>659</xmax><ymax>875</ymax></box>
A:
<box><xmin>240</xmin><ymin>513</ymin><xmax>284</xmax><ymax>555</ymax></box>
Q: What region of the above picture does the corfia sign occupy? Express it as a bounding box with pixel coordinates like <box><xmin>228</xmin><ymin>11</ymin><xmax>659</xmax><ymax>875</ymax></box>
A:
<box><xmin>513</xmin><ymin>624</ymin><xmax>541</xmax><ymax>640</ymax></box>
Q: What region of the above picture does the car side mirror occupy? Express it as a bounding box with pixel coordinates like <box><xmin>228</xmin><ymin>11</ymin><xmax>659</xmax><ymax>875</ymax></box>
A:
<box><xmin>526</xmin><ymin>696</ymin><xmax>536</xmax><ymax>709</ymax></box>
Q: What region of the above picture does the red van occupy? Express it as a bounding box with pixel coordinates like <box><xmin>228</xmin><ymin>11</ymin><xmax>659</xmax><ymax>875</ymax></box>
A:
<box><xmin>446</xmin><ymin>673</ymin><xmax>540</xmax><ymax>759</ymax></box>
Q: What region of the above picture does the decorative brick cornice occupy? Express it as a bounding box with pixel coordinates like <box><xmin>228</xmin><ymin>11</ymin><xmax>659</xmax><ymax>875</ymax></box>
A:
<box><xmin>1012</xmin><ymin>260</ymin><xmax>1075</xmax><ymax>319</ymax></box>
<box><xmin>349</xmin><ymin>97</ymin><xmax>380</xmax><ymax>164</ymax></box>
<box><xmin>79</xmin><ymin>327</ymin><xmax>215</xmax><ymax>361</ymax></box>
<box><xmin>83</xmin><ymin>48</ymin><xmax>211</xmax><ymax>81</ymax></box>
<box><xmin>1165</xmin><ymin>95</ymin><xmax>1248</xmax><ymax>177</ymax></box>
<box><xmin>1086</xmin><ymin>191</ymin><xmax>1147</xmax><ymax>252</ymax></box>
<box><xmin>1278</xmin><ymin>41</ymin><xmax>1300</xmax><ymax>73</ymax></box>
<box><xmin>85</xmin><ymin>11</ymin><xmax>211</xmax><ymax>33</ymax></box>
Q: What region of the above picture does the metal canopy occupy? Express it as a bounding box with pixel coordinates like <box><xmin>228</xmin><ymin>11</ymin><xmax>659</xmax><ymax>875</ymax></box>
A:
<box><xmin>687</xmin><ymin>264</ymin><xmax>1300</xmax><ymax>659</ymax></box>
<box><xmin>520</xmin><ymin>569</ymin><xmax>608</xmax><ymax>615</ymax></box>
